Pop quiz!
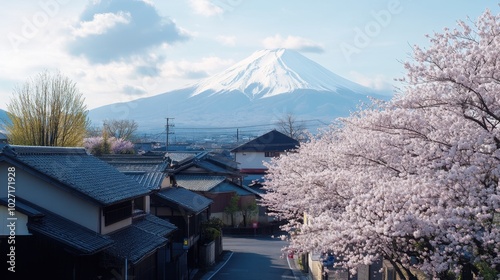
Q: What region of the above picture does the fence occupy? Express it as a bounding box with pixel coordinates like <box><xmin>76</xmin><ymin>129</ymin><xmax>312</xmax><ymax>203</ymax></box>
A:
<box><xmin>199</xmin><ymin>235</ymin><xmax>223</xmax><ymax>268</ymax></box>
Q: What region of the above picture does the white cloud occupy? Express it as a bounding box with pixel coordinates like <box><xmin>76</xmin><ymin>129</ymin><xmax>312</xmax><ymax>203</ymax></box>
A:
<box><xmin>123</xmin><ymin>84</ymin><xmax>147</xmax><ymax>96</ymax></box>
<box><xmin>189</xmin><ymin>0</ymin><xmax>224</xmax><ymax>17</ymax></box>
<box><xmin>216</xmin><ymin>35</ymin><xmax>236</xmax><ymax>46</ymax></box>
<box><xmin>161</xmin><ymin>56</ymin><xmax>234</xmax><ymax>79</ymax></box>
<box><xmin>140</xmin><ymin>0</ymin><xmax>155</xmax><ymax>6</ymax></box>
<box><xmin>262</xmin><ymin>34</ymin><xmax>324</xmax><ymax>53</ymax></box>
<box><xmin>72</xmin><ymin>11</ymin><xmax>131</xmax><ymax>38</ymax></box>
<box><xmin>68</xmin><ymin>0</ymin><xmax>189</xmax><ymax>64</ymax></box>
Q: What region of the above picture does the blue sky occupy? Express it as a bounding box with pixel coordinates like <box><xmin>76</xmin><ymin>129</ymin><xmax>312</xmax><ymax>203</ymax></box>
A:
<box><xmin>0</xmin><ymin>0</ymin><xmax>498</xmax><ymax>110</ymax></box>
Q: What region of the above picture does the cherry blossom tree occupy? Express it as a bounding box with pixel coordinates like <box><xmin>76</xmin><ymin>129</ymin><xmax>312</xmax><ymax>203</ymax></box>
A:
<box><xmin>110</xmin><ymin>137</ymin><xmax>135</xmax><ymax>154</ymax></box>
<box><xmin>263</xmin><ymin>9</ymin><xmax>499</xmax><ymax>279</ymax></box>
<box><xmin>83</xmin><ymin>136</ymin><xmax>135</xmax><ymax>155</ymax></box>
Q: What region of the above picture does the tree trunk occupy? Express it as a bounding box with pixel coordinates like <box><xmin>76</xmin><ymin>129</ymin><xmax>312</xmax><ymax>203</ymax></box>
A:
<box><xmin>387</xmin><ymin>258</ymin><xmax>417</xmax><ymax>280</ymax></box>
<box><xmin>461</xmin><ymin>264</ymin><xmax>474</xmax><ymax>280</ymax></box>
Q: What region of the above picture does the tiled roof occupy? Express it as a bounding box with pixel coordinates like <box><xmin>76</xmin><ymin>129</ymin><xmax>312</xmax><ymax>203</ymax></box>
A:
<box><xmin>210</xmin><ymin>181</ymin><xmax>255</xmax><ymax>196</ymax></box>
<box><xmin>246</xmin><ymin>181</ymin><xmax>266</xmax><ymax>195</ymax></box>
<box><xmin>5</xmin><ymin>145</ymin><xmax>150</xmax><ymax>206</ymax></box>
<box><xmin>141</xmin><ymin>151</ymin><xmax>167</xmax><ymax>156</ymax></box>
<box><xmin>124</xmin><ymin>171</ymin><xmax>166</xmax><ymax>190</ymax></box>
<box><xmin>230</xmin><ymin>130</ymin><xmax>299</xmax><ymax>152</ymax></box>
<box><xmin>165</xmin><ymin>152</ymin><xmax>198</xmax><ymax>163</ymax></box>
<box><xmin>99</xmin><ymin>154</ymin><xmax>165</xmax><ymax>162</ymax></box>
<box><xmin>99</xmin><ymin>154</ymin><xmax>169</xmax><ymax>172</ymax></box>
<box><xmin>206</xmin><ymin>153</ymin><xmax>238</xmax><ymax>170</ymax></box>
<box><xmin>154</xmin><ymin>187</ymin><xmax>212</xmax><ymax>214</ymax></box>
<box><xmin>132</xmin><ymin>214</ymin><xmax>177</xmax><ymax>237</ymax></box>
<box><xmin>23</xmin><ymin>201</ymin><xmax>114</xmax><ymax>255</ymax></box>
<box><xmin>192</xmin><ymin>160</ymin><xmax>238</xmax><ymax>175</ymax></box>
<box><xmin>174</xmin><ymin>175</ymin><xmax>260</xmax><ymax>196</ymax></box>
<box><xmin>106</xmin><ymin>225</ymin><xmax>167</xmax><ymax>264</ymax></box>
<box><xmin>175</xmin><ymin>175</ymin><xmax>226</xmax><ymax>192</ymax></box>
<box><xmin>99</xmin><ymin>154</ymin><xmax>169</xmax><ymax>190</ymax></box>
<box><xmin>171</xmin><ymin>152</ymin><xmax>240</xmax><ymax>176</ymax></box>
<box><xmin>110</xmin><ymin>162</ymin><xmax>166</xmax><ymax>172</ymax></box>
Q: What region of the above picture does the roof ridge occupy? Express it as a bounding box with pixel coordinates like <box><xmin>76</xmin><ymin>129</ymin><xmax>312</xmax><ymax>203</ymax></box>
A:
<box><xmin>176</xmin><ymin>174</ymin><xmax>226</xmax><ymax>180</ymax></box>
<box><xmin>11</xmin><ymin>145</ymin><xmax>87</xmax><ymax>155</ymax></box>
<box><xmin>0</xmin><ymin>144</ymin><xmax>17</xmax><ymax>157</ymax></box>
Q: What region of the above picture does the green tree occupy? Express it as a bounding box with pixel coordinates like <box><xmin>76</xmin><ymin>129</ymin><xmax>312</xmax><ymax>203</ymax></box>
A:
<box><xmin>6</xmin><ymin>71</ymin><xmax>89</xmax><ymax>146</ymax></box>
<box><xmin>201</xmin><ymin>218</ymin><xmax>223</xmax><ymax>243</ymax></box>
<box><xmin>241</xmin><ymin>201</ymin><xmax>258</xmax><ymax>227</ymax></box>
<box><xmin>224</xmin><ymin>194</ymin><xmax>240</xmax><ymax>227</ymax></box>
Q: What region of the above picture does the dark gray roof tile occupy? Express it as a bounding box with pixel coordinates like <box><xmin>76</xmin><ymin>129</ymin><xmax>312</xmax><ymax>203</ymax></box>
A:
<box><xmin>8</xmin><ymin>145</ymin><xmax>150</xmax><ymax>205</ymax></box>
<box><xmin>210</xmin><ymin>181</ymin><xmax>254</xmax><ymax>196</ymax></box>
<box><xmin>106</xmin><ymin>225</ymin><xmax>167</xmax><ymax>264</ymax></box>
<box><xmin>133</xmin><ymin>214</ymin><xmax>177</xmax><ymax>237</ymax></box>
<box><xmin>125</xmin><ymin>171</ymin><xmax>166</xmax><ymax>190</ymax></box>
<box><xmin>175</xmin><ymin>175</ymin><xmax>226</xmax><ymax>192</ymax></box>
<box><xmin>99</xmin><ymin>154</ymin><xmax>169</xmax><ymax>173</ymax></box>
<box><xmin>230</xmin><ymin>130</ymin><xmax>299</xmax><ymax>152</ymax></box>
<box><xmin>25</xmin><ymin>203</ymin><xmax>114</xmax><ymax>255</ymax></box>
<box><xmin>206</xmin><ymin>153</ymin><xmax>238</xmax><ymax>170</ymax></box>
<box><xmin>192</xmin><ymin>160</ymin><xmax>238</xmax><ymax>175</ymax></box>
<box><xmin>154</xmin><ymin>187</ymin><xmax>212</xmax><ymax>214</ymax></box>
<box><xmin>165</xmin><ymin>152</ymin><xmax>198</xmax><ymax>164</ymax></box>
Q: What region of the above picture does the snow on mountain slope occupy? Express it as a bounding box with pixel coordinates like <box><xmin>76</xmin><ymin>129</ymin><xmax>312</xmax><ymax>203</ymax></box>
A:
<box><xmin>0</xmin><ymin>109</ymin><xmax>9</xmax><ymax>129</ymax></box>
<box><xmin>89</xmin><ymin>48</ymin><xmax>391</xmax><ymax>131</ymax></box>
<box><xmin>192</xmin><ymin>48</ymin><xmax>372</xmax><ymax>100</ymax></box>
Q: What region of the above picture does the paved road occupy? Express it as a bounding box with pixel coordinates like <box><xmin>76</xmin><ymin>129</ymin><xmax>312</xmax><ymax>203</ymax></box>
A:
<box><xmin>210</xmin><ymin>236</ymin><xmax>296</xmax><ymax>280</ymax></box>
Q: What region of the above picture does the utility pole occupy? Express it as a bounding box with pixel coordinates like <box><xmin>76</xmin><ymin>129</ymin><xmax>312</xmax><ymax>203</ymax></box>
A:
<box><xmin>165</xmin><ymin>117</ymin><xmax>175</xmax><ymax>152</ymax></box>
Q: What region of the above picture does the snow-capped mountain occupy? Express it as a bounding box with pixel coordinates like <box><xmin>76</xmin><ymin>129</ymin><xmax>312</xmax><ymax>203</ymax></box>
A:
<box><xmin>0</xmin><ymin>109</ymin><xmax>9</xmax><ymax>127</ymax></box>
<box><xmin>89</xmin><ymin>49</ymin><xmax>391</xmax><ymax>132</ymax></box>
<box><xmin>193</xmin><ymin>48</ymin><xmax>371</xmax><ymax>100</ymax></box>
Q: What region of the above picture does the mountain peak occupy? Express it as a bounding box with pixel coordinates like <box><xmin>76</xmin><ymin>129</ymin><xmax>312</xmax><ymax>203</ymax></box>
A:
<box><xmin>192</xmin><ymin>48</ymin><xmax>370</xmax><ymax>100</ymax></box>
<box><xmin>89</xmin><ymin>49</ymin><xmax>389</xmax><ymax>130</ymax></box>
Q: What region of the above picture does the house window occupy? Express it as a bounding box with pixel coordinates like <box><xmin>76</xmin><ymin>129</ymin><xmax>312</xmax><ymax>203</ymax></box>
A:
<box><xmin>133</xmin><ymin>197</ymin><xmax>146</xmax><ymax>216</ymax></box>
<box><xmin>104</xmin><ymin>201</ymin><xmax>132</xmax><ymax>226</ymax></box>
<box><xmin>264</xmin><ymin>152</ymin><xmax>280</xmax><ymax>157</ymax></box>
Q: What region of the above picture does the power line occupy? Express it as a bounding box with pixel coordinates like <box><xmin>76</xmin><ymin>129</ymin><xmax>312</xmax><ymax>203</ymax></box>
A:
<box><xmin>135</xmin><ymin>118</ymin><xmax>332</xmax><ymax>143</ymax></box>
<box><xmin>172</xmin><ymin>118</ymin><xmax>330</xmax><ymax>130</ymax></box>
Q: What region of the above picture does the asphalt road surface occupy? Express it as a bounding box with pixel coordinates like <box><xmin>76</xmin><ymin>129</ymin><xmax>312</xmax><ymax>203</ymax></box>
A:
<box><xmin>211</xmin><ymin>235</ymin><xmax>296</xmax><ymax>280</ymax></box>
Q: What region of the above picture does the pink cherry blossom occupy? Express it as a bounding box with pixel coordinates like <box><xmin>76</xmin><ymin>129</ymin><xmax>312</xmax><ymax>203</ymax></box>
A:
<box><xmin>262</xmin><ymin>9</ymin><xmax>500</xmax><ymax>279</ymax></box>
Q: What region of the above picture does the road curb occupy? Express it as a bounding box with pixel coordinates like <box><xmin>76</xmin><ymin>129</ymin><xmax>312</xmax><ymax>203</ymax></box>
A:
<box><xmin>197</xmin><ymin>251</ymin><xmax>234</xmax><ymax>280</ymax></box>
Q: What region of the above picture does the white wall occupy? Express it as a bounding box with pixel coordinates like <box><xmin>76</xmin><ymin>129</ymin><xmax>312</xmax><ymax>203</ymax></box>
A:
<box><xmin>234</xmin><ymin>152</ymin><xmax>271</xmax><ymax>170</ymax></box>
<box><xmin>0</xmin><ymin>205</ymin><xmax>30</xmax><ymax>236</ymax></box>
<box><xmin>0</xmin><ymin>162</ymin><xmax>101</xmax><ymax>232</ymax></box>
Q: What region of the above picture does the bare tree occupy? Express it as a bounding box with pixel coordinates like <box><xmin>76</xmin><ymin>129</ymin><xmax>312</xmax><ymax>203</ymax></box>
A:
<box><xmin>275</xmin><ymin>113</ymin><xmax>306</xmax><ymax>141</ymax></box>
<box><xmin>86</xmin><ymin>124</ymin><xmax>103</xmax><ymax>138</ymax></box>
<box><xmin>103</xmin><ymin>119</ymin><xmax>138</xmax><ymax>140</ymax></box>
<box><xmin>6</xmin><ymin>71</ymin><xmax>89</xmax><ymax>146</ymax></box>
